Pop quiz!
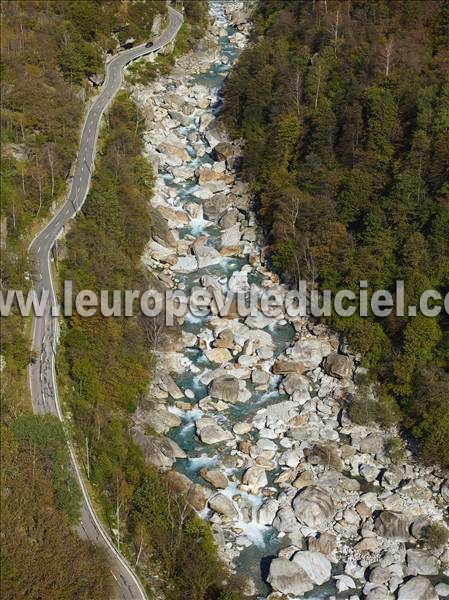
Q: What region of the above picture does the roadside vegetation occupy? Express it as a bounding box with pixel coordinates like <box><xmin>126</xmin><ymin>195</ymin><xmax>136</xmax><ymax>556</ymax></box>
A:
<box><xmin>1</xmin><ymin>415</ymin><xmax>112</xmax><ymax>599</ymax></box>
<box><xmin>127</xmin><ymin>0</ymin><xmax>209</xmax><ymax>85</ymax></box>
<box><xmin>131</xmin><ymin>470</ymin><xmax>243</xmax><ymax>600</ymax></box>
<box><xmin>2</xmin><ymin>1</ymin><xmax>224</xmax><ymax>597</ymax></box>
<box><xmin>1</xmin><ymin>1</ymin><xmax>166</xmax><ymax>596</ymax></box>
<box><xmin>223</xmin><ymin>0</ymin><xmax>449</xmax><ymax>466</ymax></box>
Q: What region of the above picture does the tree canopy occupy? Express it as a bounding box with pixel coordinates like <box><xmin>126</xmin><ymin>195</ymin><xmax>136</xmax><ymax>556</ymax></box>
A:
<box><xmin>224</xmin><ymin>0</ymin><xmax>449</xmax><ymax>465</ymax></box>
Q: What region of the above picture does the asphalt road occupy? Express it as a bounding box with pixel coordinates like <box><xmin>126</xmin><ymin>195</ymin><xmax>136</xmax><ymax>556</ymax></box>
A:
<box><xmin>28</xmin><ymin>6</ymin><xmax>183</xmax><ymax>599</ymax></box>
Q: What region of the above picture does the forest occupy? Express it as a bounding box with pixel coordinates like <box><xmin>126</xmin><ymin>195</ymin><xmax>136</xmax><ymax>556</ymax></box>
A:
<box><xmin>1</xmin><ymin>1</ymin><xmax>170</xmax><ymax>594</ymax></box>
<box><xmin>1</xmin><ymin>0</ymin><xmax>168</xmax><ymax>242</ymax></box>
<box><xmin>1</xmin><ymin>414</ymin><xmax>112</xmax><ymax>599</ymax></box>
<box><xmin>1</xmin><ymin>0</ymin><xmax>168</xmax><ymax>417</ymax></box>
<box><xmin>223</xmin><ymin>0</ymin><xmax>449</xmax><ymax>465</ymax></box>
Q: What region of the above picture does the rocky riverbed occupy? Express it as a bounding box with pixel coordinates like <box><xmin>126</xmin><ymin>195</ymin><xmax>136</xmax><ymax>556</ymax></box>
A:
<box><xmin>129</xmin><ymin>2</ymin><xmax>449</xmax><ymax>598</ymax></box>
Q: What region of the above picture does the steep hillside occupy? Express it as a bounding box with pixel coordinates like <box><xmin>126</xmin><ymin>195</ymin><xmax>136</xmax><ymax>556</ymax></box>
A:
<box><xmin>1</xmin><ymin>0</ymin><xmax>168</xmax><ymax>413</ymax></box>
<box><xmin>0</xmin><ymin>1</ymin><xmax>167</xmax><ymax>595</ymax></box>
<box><xmin>223</xmin><ymin>0</ymin><xmax>449</xmax><ymax>465</ymax></box>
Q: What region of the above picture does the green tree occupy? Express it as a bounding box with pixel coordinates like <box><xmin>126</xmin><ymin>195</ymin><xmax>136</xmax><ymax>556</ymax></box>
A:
<box><xmin>403</xmin><ymin>314</ymin><xmax>442</xmax><ymax>361</ymax></box>
<box><xmin>363</xmin><ymin>87</ymin><xmax>399</xmax><ymax>169</ymax></box>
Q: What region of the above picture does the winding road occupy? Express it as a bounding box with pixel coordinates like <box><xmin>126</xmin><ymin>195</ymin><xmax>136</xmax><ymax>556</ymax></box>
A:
<box><xmin>28</xmin><ymin>5</ymin><xmax>183</xmax><ymax>599</ymax></box>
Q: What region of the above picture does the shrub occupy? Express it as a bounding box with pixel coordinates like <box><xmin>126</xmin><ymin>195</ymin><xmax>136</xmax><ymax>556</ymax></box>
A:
<box><xmin>422</xmin><ymin>524</ymin><xmax>449</xmax><ymax>549</ymax></box>
<box><xmin>350</xmin><ymin>386</ymin><xmax>400</xmax><ymax>429</ymax></box>
<box><xmin>386</xmin><ymin>436</ymin><xmax>406</xmax><ymax>462</ymax></box>
<box><xmin>130</xmin><ymin>470</ymin><xmax>240</xmax><ymax>600</ymax></box>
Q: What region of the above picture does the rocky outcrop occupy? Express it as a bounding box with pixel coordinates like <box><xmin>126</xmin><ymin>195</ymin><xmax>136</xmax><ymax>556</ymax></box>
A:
<box><xmin>267</xmin><ymin>558</ymin><xmax>315</xmax><ymax>596</ymax></box>
<box><xmin>213</xmin><ymin>141</ymin><xmax>235</xmax><ymax>161</ymax></box>
<box><xmin>193</xmin><ymin>244</ymin><xmax>222</xmax><ymax>269</ymax></box>
<box><xmin>292</xmin><ymin>485</ymin><xmax>335</xmax><ymax>530</ymax></box>
<box><xmin>257</xmin><ymin>498</ymin><xmax>279</xmax><ymax>526</ymax></box>
<box><xmin>291</xmin><ymin>551</ymin><xmax>332</xmax><ymax>585</ymax></box>
<box><xmin>131</xmin><ymin>430</ymin><xmax>186</xmax><ymax>470</ymax></box>
<box><xmin>219</xmin><ymin>223</ymin><xmax>241</xmax><ymax>251</ymax></box>
<box><xmin>289</xmin><ymin>337</ymin><xmax>333</xmax><ymax>368</ymax></box>
<box><xmin>281</xmin><ymin>372</ymin><xmax>310</xmax><ymax>399</ymax></box>
<box><xmin>164</xmin><ymin>470</ymin><xmax>210</xmax><ymax>511</ymax></box>
<box><xmin>241</xmin><ymin>466</ymin><xmax>268</xmax><ymax>494</ymax></box>
<box><xmin>406</xmin><ymin>549</ymin><xmax>439</xmax><ymax>576</ymax></box>
<box><xmin>209</xmin><ymin>375</ymin><xmax>240</xmax><ymax>403</ymax></box>
<box><xmin>273</xmin><ymin>506</ymin><xmax>300</xmax><ymax>533</ymax></box>
<box><xmin>268</xmin><ymin>548</ymin><xmax>333</xmax><ymax>594</ymax></box>
<box><xmin>397</xmin><ymin>576</ymin><xmax>438</xmax><ymax>600</ymax></box>
<box><xmin>208</xmin><ymin>493</ymin><xmax>239</xmax><ymax>522</ymax></box>
<box><xmin>200</xmin><ymin>468</ymin><xmax>228</xmax><ymax>489</ymax></box>
<box><xmin>158</xmin><ymin>140</ymin><xmax>190</xmax><ymax>164</ymax></box>
<box><xmin>196</xmin><ymin>417</ymin><xmax>233</xmax><ymax>445</ymax></box>
<box><xmin>88</xmin><ymin>72</ymin><xmax>105</xmax><ymax>86</ymax></box>
<box><xmin>133</xmin><ymin>405</ymin><xmax>180</xmax><ymax>434</ymax></box>
<box><xmin>324</xmin><ymin>352</ymin><xmax>353</xmax><ymax>379</ymax></box>
<box><xmin>375</xmin><ymin>511</ymin><xmax>410</xmax><ymax>542</ymax></box>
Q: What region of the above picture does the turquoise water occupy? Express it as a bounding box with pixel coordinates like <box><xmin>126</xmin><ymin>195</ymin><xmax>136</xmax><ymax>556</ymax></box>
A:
<box><xmin>157</xmin><ymin>5</ymin><xmax>329</xmax><ymax>597</ymax></box>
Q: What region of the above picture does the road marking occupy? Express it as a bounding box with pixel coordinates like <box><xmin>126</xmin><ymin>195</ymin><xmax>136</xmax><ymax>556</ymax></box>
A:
<box><xmin>110</xmin><ymin>570</ymin><xmax>118</xmax><ymax>582</ymax></box>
